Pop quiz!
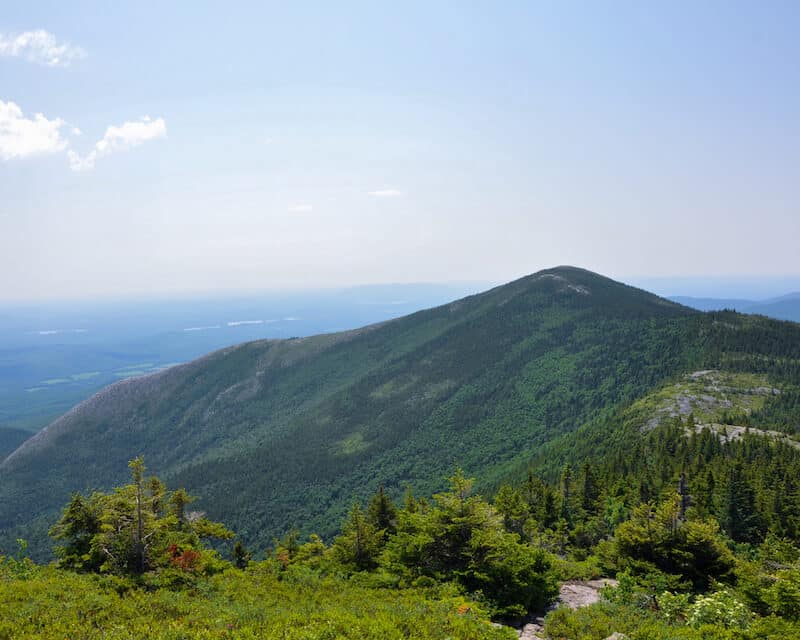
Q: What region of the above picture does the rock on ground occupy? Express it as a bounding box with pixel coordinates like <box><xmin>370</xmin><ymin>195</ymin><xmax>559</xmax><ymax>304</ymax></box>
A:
<box><xmin>517</xmin><ymin>578</ymin><xmax>619</xmax><ymax>639</ymax></box>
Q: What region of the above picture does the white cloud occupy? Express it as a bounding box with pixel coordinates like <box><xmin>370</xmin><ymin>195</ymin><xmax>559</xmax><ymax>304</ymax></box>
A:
<box><xmin>367</xmin><ymin>189</ymin><xmax>403</xmax><ymax>198</ymax></box>
<box><xmin>289</xmin><ymin>204</ymin><xmax>313</xmax><ymax>212</ymax></box>
<box><xmin>0</xmin><ymin>100</ymin><xmax>165</xmax><ymax>171</ymax></box>
<box><xmin>32</xmin><ymin>328</ymin><xmax>87</xmax><ymax>335</ymax></box>
<box><xmin>0</xmin><ymin>99</ymin><xmax>69</xmax><ymax>160</ymax></box>
<box><xmin>0</xmin><ymin>30</ymin><xmax>86</xmax><ymax>67</ymax></box>
<box><xmin>96</xmin><ymin>116</ymin><xmax>167</xmax><ymax>153</ymax></box>
<box><xmin>68</xmin><ymin>116</ymin><xmax>167</xmax><ymax>171</ymax></box>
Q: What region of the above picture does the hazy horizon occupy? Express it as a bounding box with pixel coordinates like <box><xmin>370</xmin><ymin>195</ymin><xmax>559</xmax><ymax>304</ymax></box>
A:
<box><xmin>2</xmin><ymin>270</ymin><xmax>800</xmax><ymax>307</ymax></box>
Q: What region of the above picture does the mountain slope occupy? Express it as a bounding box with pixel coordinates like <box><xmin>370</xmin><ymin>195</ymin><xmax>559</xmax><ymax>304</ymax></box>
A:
<box><xmin>5</xmin><ymin>266</ymin><xmax>795</xmax><ymax>558</ymax></box>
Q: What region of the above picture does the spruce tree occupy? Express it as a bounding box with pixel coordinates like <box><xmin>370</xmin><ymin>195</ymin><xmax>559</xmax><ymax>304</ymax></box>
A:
<box><xmin>330</xmin><ymin>503</ymin><xmax>383</xmax><ymax>571</ymax></box>
<box><xmin>494</xmin><ymin>484</ymin><xmax>530</xmax><ymax>536</ymax></box>
<box><xmin>560</xmin><ymin>464</ymin><xmax>573</xmax><ymax>525</ymax></box>
<box><xmin>580</xmin><ymin>462</ymin><xmax>601</xmax><ymax>516</ymax></box>
<box><xmin>233</xmin><ymin>540</ymin><xmax>252</xmax><ymax>569</ymax></box>
<box><xmin>367</xmin><ymin>485</ymin><xmax>398</xmax><ymax>539</ymax></box>
<box><xmin>49</xmin><ymin>493</ymin><xmax>103</xmax><ymax>572</ymax></box>
<box><xmin>718</xmin><ymin>462</ymin><xmax>762</xmax><ymax>543</ymax></box>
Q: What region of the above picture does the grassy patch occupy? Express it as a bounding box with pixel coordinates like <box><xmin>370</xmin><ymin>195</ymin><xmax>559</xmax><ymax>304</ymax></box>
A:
<box><xmin>0</xmin><ymin>564</ymin><xmax>513</xmax><ymax>640</ymax></box>
<box><xmin>333</xmin><ymin>432</ymin><xmax>372</xmax><ymax>456</ymax></box>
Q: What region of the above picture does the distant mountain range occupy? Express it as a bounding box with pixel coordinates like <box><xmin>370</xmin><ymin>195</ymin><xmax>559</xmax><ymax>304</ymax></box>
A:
<box><xmin>669</xmin><ymin>292</ymin><xmax>800</xmax><ymax>321</ymax></box>
<box><xmin>3</xmin><ymin>267</ymin><xmax>800</xmax><ymax>559</ymax></box>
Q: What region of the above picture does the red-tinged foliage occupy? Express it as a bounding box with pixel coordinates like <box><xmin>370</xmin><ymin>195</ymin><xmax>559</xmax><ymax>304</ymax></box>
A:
<box><xmin>168</xmin><ymin>545</ymin><xmax>202</xmax><ymax>571</ymax></box>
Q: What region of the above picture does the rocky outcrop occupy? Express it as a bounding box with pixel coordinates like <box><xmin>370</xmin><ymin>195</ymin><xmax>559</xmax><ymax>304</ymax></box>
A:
<box><xmin>517</xmin><ymin>578</ymin><xmax>619</xmax><ymax>639</ymax></box>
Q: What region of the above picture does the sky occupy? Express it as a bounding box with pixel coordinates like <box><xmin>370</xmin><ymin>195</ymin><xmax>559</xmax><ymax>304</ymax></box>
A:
<box><xmin>1</xmin><ymin>1</ymin><xmax>799</xmax><ymax>301</ymax></box>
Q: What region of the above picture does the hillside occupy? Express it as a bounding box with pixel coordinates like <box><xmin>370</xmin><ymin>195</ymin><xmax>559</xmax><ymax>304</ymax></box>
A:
<box><xmin>0</xmin><ymin>282</ymin><xmax>486</xmax><ymax>434</ymax></box>
<box><xmin>3</xmin><ymin>266</ymin><xmax>799</xmax><ymax>558</ymax></box>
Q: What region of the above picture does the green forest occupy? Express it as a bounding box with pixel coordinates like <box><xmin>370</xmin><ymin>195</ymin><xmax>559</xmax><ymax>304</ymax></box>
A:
<box><xmin>4</xmin><ymin>268</ymin><xmax>800</xmax><ymax>638</ymax></box>
<box><xmin>6</xmin><ymin>430</ymin><xmax>800</xmax><ymax>640</ymax></box>
<box><xmin>0</xmin><ymin>267</ymin><xmax>763</xmax><ymax>557</ymax></box>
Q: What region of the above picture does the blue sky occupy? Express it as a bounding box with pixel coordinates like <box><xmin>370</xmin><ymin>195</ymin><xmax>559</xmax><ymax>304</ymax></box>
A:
<box><xmin>1</xmin><ymin>2</ymin><xmax>799</xmax><ymax>300</ymax></box>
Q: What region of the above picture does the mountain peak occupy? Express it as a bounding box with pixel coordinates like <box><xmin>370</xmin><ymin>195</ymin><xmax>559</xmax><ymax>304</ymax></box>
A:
<box><xmin>471</xmin><ymin>266</ymin><xmax>689</xmax><ymax>319</ymax></box>
<box><xmin>0</xmin><ymin>269</ymin><xmax>706</xmax><ymax>557</ymax></box>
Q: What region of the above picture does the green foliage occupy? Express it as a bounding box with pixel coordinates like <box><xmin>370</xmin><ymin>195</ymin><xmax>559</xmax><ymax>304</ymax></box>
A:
<box><xmin>49</xmin><ymin>458</ymin><xmax>232</xmax><ymax>578</ymax></box>
<box><xmin>382</xmin><ymin>469</ymin><xmax>557</xmax><ymax>617</ymax></box>
<box><xmin>552</xmin><ymin>554</ymin><xmax>603</xmax><ymax>582</ymax></box>
<box><xmin>544</xmin><ymin>602</ymin><xmax>638</xmax><ymax>640</ymax></box>
<box><xmin>718</xmin><ymin>462</ymin><xmax>763</xmax><ymax>544</ymax></box>
<box><xmin>367</xmin><ymin>485</ymin><xmax>398</xmax><ymax>539</ymax></box>
<box><xmin>542</xmin><ymin>601</ymin><xmax>800</xmax><ymax>640</ymax></box>
<box><xmin>1</xmin><ymin>267</ymin><xmax>720</xmax><ymax>558</ymax></box>
<box><xmin>656</xmin><ymin>590</ymin><xmax>691</xmax><ymax>624</ymax></box>
<box><xmin>232</xmin><ymin>539</ymin><xmax>252</xmax><ymax>569</ymax></box>
<box><xmin>0</xmin><ymin>563</ymin><xmax>514</xmax><ymax>639</ymax></box>
<box><xmin>494</xmin><ymin>484</ymin><xmax>530</xmax><ymax>537</ymax></box>
<box><xmin>602</xmin><ymin>495</ymin><xmax>734</xmax><ymax>590</ymax></box>
<box><xmin>688</xmin><ymin>590</ymin><xmax>751</xmax><ymax>629</ymax></box>
<box><xmin>329</xmin><ymin>503</ymin><xmax>384</xmax><ymax>572</ymax></box>
<box><xmin>293</xmin><ymin>533</ymin><xmax>327</xmax><ymax>569</ymax></box>
<box><xmin>12</xmin><ymin>446</ymin><xmax>800</xmax><ymax>637</ymax></box>
<box><xmin>47</xmin><ymin>492</ymin><xmax>103</xmax><ymax>571</ymax></box>
<box><xmin>0</xmin><ymin>538</ymin><xmax>36</xmax><ymax>580</ymax></box>
<box><xmin>1</xmin><ymin>269</ymin><xmax>800</xmax><ymax>637</ymax></box>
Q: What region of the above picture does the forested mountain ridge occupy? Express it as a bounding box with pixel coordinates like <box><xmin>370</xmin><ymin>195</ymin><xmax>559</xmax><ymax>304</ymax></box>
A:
<box><xmin>2</xmin><ymin>266</ymin><xmax>799</xmax><ymax>559</ymax></box>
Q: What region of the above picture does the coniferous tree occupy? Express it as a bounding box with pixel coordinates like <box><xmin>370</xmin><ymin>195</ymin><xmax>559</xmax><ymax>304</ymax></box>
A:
<box><xmin>383</xmin><ymin>469</ymin><xmax>557</xmax><ymax>616</ymax></box>
<box><xmin>49</xmin><ymin>493</ymin><xmax>103</xmax><ymax>572</ymax></box>
<box><xmin>541</xmin><ymin>486</ymin><xmax>559</xmax><ymax>529</ymax></box>
<box><xmin>678</xmin><ymin>472</ymin><xmax>691</xmax><ymax>521</ymax></box>
<box><xmin>233</xmin><ymin>540</ymin><xmax>252</xmax><ymax>569</ymax></box>
<box><xmin>560</xmin><ymin>464</ymin><xmax>573</xmax><ymax>525</ymax></box>
<box><xmin>330</xmin><ymin>503</ymin><xmax>383</xmax><ymax>571</ymax></box>
<box><xmin>367</xmin><ymin>485</ymin><xmax>398</xmax><ymax>539</ymax></box>
<box><xmin>403</xmin><ymin>486</ymin><xmax>419</xmax><ymax>514</ymax></box>
<box><xmin>170</xmin><ymin>488</ymin><xmax>195</xmax><ymax>527</ymax></box>
<box><xmin>274</xmin><ymin>529</ymin><xmax>301</xmax><ymax>567</ymax></box>
<box><xmin>49</xmin><ymin>458</ymin><xmax>232</xmax><ymax>577</ymax></box>
<box><xmin>494</xmin><ymin>484</ymin><xmax>530</xmax><ymax>537</ymax></box>
<box><xmin>129</xmin><ymin>457</ymin><xmax>147</xmax><ymax>573</ymax></box>
<box><xmin>148</xmin><ymin>476</ymin><xmax>167</xmax><ymax>516</ymax></box>
<box><xmin>718</xmin><ymin>462</ymin><xmax>762</xmax><ymax>543</ymax></box>
<box><xmin>609</xmin><ymin>494</ymin><xmax>735</xmax><ymax>590</ymax></box>
<box><xmin>580</xmin><ymin>462</ymin><xmax>601</xmax><ymax>516</ymax></box>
